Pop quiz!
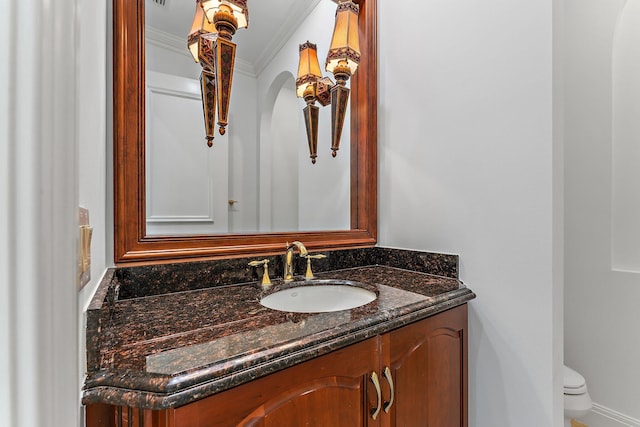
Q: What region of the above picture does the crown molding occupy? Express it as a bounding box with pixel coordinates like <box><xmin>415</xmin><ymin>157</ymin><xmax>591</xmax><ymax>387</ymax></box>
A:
<box><xmin>145</xmin><ymin>25</ymin><xmax>256</xmax><ymax>77</ymax></box>
<box><xmin>145</xmin><ymin>26</ymin><xmax>190</xmax><ymax>58</ymax></box>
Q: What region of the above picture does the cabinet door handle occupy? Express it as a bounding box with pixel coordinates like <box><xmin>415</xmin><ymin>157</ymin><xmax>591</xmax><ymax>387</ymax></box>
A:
<box><xmin>383</xmin><ymin>366</ymin><xmax>395</xmax><ymax>413</ymax></box>
<box><xmin>370</xmin><ymin>371</ymin><xmax>382</xmax><ymax>420</ymax></box>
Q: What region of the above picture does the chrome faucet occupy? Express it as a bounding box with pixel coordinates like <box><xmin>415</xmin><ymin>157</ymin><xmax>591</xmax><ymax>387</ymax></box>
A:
<box><xmin>283</xmin><ymin>241</ymin><xmax>308</xmax><ymax>282</ymax></box>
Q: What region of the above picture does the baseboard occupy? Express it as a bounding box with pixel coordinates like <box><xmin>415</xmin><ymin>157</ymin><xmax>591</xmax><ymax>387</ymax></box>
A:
<box><xmin>583</xmin><ymin>402</ymin><xmax>640</xmax><ymax>427</ymax></box>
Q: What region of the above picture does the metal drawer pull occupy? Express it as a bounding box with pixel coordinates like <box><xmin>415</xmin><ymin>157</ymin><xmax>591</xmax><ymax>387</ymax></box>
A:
<box><xmin>370</xmin><ymin>371</ymin><xmax>382</xmax><ymax>420</ymax></box>
<box><xmin>383</xmin><ymin>366</ymin><xmax>395</xmax><ymax>413</ymax></box>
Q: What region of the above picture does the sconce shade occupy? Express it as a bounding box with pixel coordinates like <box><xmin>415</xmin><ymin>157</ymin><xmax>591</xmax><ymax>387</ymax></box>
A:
<box><xmin>188</xmin><ymin>2</ymin><xmax>216</xmax><ymax>63</ymax></box>
<box><xmin>296</xmin><ymin>42</ymin><xmax>322</xmax><ymax>98</ymax></box>
<box><xmin>201</xmin><ymin>0</ymin><xmax>249</xmax><ymax>31</ymax></box>
<box><xmin>326</xmin><ymin>0</ymin><xmax>361</xmax><ymax>76</ymax></box>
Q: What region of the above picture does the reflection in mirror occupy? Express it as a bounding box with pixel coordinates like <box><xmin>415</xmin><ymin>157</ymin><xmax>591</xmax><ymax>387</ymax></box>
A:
<box><xmin>113</xmin><ymin>0</ymin><xmax>376</xmax><ymax>263</ymax></box>
<box><xmin>145</xmin><ymin>0</ymin><xmax>349</xmax><ymax>236</ymax></box>
<box><xmin>268</xmin><ymin>76</ymin><xmax>300</xmax><ymax>231</ymax></box>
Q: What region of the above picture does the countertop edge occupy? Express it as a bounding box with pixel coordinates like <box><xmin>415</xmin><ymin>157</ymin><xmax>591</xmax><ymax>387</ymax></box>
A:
<box><xmin>82</xmin><ymin>288</ymin><xmax>475</xmax><ymax>410</ymax></box>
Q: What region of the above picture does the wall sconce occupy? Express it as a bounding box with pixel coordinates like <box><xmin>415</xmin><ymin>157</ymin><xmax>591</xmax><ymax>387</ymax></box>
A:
<box><xmin>188</xmin><ymin>0</ymin><xmax>249</xmax><ymax>147</ymax></box>
<box><xmin>296</xmin><ymin>0</ymin><xmax>360</xmax><ymax>163</ymax></box>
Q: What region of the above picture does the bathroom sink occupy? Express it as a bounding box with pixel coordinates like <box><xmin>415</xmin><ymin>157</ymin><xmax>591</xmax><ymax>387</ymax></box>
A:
<box><xmin>260</xmin><ymin>280</ymin><xmax>377</xmax><ymax>313</ymax></box>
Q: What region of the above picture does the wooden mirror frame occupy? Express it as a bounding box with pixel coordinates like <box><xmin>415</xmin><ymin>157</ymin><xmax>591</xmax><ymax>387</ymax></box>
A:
<box><xmin>113</xmin><ymin>0</ymin><xmax>377</xmax><ymax>265</ymax></box>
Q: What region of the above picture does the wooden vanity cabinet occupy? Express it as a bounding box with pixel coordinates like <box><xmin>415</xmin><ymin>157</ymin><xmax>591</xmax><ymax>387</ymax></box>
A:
<box><xmin>86</xmin><ymin>305</ymin><xmax>467</xmax><ymax>427</ymax></box>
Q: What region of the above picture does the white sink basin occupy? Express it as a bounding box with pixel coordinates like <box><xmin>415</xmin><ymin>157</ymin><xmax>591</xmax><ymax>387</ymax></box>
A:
<box><xmin>260</xmin><ymin>280</ymin><xmax>376</xmax><ymax>313</ymax></box>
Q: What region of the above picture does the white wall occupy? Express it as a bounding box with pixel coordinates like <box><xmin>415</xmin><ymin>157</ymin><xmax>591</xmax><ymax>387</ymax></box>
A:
<box><xmin>1</xmin><ymin>1</ymin><xmax>81</xmax><ymax>426</ymax></box>
<box><xmin>378</xmin><ymin>0</ymin><xmax>562</xmax><ymax>426</ymax></box>
<box><xmin>565</xmin><ymin>0</ymin><xmax>640</xmax><ymax>425</ymax></box>
<box><xmin>0</xmin><ymin>1</ymin><xmax>9</xmax><ymax>419</ymax></box>
<box><xmin>611</xmin><ymin>0</ymin><xmax>640</xmax><ymax>273</ymax></box>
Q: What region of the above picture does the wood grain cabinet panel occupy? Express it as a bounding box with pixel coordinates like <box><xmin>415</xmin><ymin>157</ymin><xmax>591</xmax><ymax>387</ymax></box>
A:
<box><xmin>381</xmin><ymin>305</ymin><xmax>467</xmax><ymax>427</ymax></box>
<box><xmin>173</xmin><ymin>338</ymin><xmax>379</xmax><ymax>427</ymax></box>
<box><xmin>86</xmin><ymin>305</ymin><xmax>468</xmax><ymax>427</ymax></box>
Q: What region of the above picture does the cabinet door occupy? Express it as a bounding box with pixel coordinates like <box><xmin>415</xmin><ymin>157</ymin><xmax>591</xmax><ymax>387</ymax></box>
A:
<box><xmin>174</xmin><ymin>337</ymin><xmax>380</xmax><ymax>427</ymax></box>
<box><xmin>381</xmin><ymin>305</ymin><xmax>467</xmax><ymax>427</ymax></box>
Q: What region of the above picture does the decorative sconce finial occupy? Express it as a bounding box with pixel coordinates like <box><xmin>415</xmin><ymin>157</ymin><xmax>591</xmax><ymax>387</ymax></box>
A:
<box><xmin>295</xmin><ymin>0</ymin><xmax>360</xmax><ymax>163</ymax></box>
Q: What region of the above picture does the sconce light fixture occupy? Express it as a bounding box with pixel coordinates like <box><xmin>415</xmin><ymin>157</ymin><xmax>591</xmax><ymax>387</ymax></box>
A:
<box><xmin>188</xmin><ymin>0</ymin><xmax>249</xmax><ymax>147</ymax></box>
<box><xmin>296</xmin><ymin>0</ymin><xmax>360</xmax><ymax>163</ymax></box>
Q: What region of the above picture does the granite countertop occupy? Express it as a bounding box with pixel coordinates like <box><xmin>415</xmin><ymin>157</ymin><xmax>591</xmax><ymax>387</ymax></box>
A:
<box><xmin>82</xmin><ymin>247</ymin><xmax>476</xmax><ymax>410</ymax></box>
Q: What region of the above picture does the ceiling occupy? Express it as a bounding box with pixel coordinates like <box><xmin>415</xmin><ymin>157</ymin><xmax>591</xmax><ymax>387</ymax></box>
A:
<box><xmin>145</xmin><ymin>0</ymin><xmax>330</xmax><ymax>75</ymax></box>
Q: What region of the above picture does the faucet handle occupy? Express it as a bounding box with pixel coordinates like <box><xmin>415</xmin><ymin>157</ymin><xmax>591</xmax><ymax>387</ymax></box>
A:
<box><xmin>303</xmin><ymin>253</ymin><xmax>326</xmax><ymax>280</ymax></box>
<box><xmin>248</xmin><ymin>259</ymin><xmax>272</xmax><ymax>287</ymax></box>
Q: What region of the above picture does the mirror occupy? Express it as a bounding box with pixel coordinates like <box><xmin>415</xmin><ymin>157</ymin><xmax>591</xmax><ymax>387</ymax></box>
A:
<box><xmin>145</xmin><ymin>0</ymin><xmax>351</xmax><ymax>236</ymax></box>
<box><xmin>113</xmin><ymin>0</ymin><xmax>377</xmax><ymax>263</ymax></box>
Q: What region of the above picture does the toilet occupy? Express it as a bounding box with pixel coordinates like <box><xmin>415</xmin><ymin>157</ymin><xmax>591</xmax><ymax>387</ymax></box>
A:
<box><xmin>564</xmin><ymin>365</ymin><xmax>592</xmax><ymax>426</ymax></box>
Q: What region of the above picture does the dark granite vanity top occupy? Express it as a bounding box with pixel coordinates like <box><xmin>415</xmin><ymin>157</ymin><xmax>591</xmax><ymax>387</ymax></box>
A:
<box><xmin>82</xmin><ymin>247</ymin><xmax>475</xmax><ymax>410</ymax></box>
